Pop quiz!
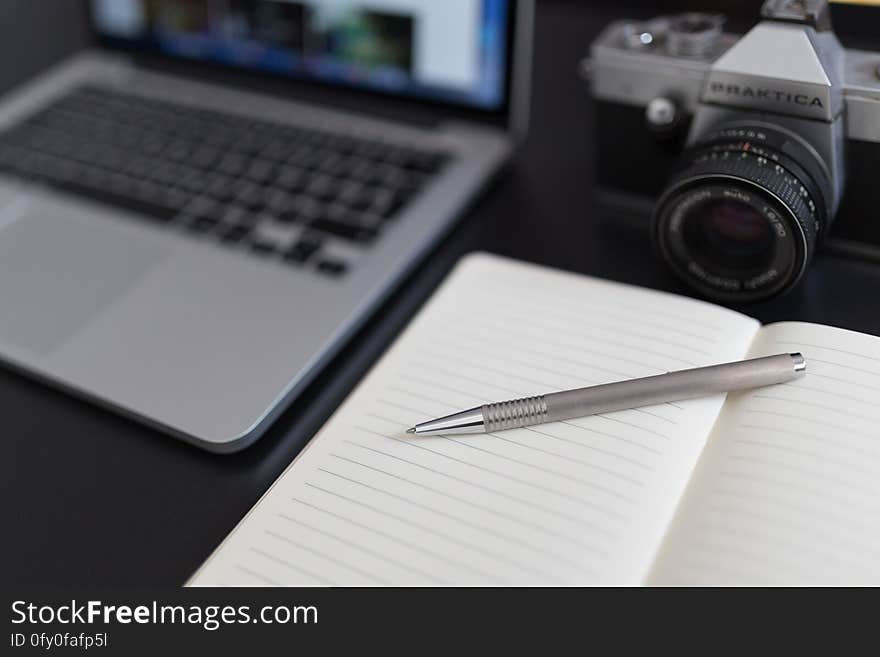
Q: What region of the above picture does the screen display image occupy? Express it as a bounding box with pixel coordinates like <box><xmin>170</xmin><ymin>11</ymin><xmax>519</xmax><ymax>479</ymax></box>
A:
<box><xmin>90</xmin><ymin>0</ymin><xmax>511</xmax><ymax>111</ymax></box>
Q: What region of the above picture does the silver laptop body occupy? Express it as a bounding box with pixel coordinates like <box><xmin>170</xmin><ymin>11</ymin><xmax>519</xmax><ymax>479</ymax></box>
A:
<box><xmin>0</xmin><ymin>1</ymin><xmax>533</xmax><ymax>452</ymax></box>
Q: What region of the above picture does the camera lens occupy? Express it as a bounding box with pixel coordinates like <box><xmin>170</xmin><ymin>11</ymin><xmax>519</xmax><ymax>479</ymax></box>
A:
<box><xmin>654</xmin><ymin>124</ymin><xmax>834</xmax><ymax>302</ymax></box>
<box><xmin>683</xmin><ymin>199</ymin><xmax>777</xmax><ymax>275</ymax></box>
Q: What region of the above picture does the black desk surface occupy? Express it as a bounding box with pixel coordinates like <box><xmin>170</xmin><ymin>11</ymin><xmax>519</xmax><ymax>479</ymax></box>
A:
<box><xmin>5</xmin><ymin>2</ymin><xmax>880</xmax><ymax>587</ymax></box>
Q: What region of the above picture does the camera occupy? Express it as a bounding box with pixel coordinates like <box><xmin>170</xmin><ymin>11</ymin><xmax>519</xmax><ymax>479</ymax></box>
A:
<box><xmin>588</xmin><ymin>0</ymin><xmax>880</xmax><ymax>302</ymax></box>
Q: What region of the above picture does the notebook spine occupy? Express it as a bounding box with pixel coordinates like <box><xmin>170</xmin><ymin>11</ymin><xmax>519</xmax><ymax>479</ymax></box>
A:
<box><xmin>482</xmin><ymin>396</ymin><xmax>548</xmax><ymax>432</ymax></box>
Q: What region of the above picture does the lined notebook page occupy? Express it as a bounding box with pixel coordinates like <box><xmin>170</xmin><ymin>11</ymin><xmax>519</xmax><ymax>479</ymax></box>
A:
<box><xmin>650</xmin><ymin>322</ymin><xmax>880</xmax><ymax>585</ymax></box>
<box><xmin>190</xmin><ymin>253</ymin><xmax>758</xmax><ymax>586</ymax></box>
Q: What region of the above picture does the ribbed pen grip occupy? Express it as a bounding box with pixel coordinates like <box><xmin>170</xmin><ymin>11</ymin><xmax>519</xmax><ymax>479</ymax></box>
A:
<box><xmin>482</xmin><ymin>396</ymin><xmax>548</xmax><ymax>433</ymax></box>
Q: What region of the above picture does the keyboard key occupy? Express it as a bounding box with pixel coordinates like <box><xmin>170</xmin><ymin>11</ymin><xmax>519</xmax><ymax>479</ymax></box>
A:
<box><xmin>278</xmin><ymin>195</ymin><xmax>322</xmax><ymax>223</ymax></box>
<box><xmin>305</xmin><ymin>173</ymin><xmax>339</xmax><ymax>200</ymax></box>
<box><xmin>286</xmin><ymin>145</ymin><xmax>321</xmax><ymax>168</ymax></box>
<box><xmin>245</xmin><ymin>158</ymin><xmax>275</xmax><ymax>184</ymax></box>
<box><xmin>337</xmin><ymin>180</ymin><xmax>366</xmax><ymax>205</ymax></box>
<box><xmin>205</xmin><ymin>173</ymin><xmax>236</xmax><ymax>201</ymax></box>
<box><xmin>167</xmin><ymin>140</ymin><xmax>194</xmax><ymax>162</ymax></box>
<box><xmin>367</xmin><ymin>187</ymin><xmax>402</xmax><ymax>218</ymax></box>
<box><xmin>284</xmin><ymin>237</ymin><xmax>322</xmax><ymax>264</ymax></box>
<box><xmin>347</xmin><ymin>158</ymin><xmax>376</xmax><ymax>183</ymax></box>
<box><xmin>315</xmin><ymin>152</ymin><xmax>347</xmax><ymax>176</ymax></box>
<box><xmin>249</xmin><ymin>239</ymin><xmax>277</xmax><ymax>256</ymax></box>
<box><xmin>218</xmin><ymin>153</ymin><xmax>247</xmax><ymax>176</ymax></box>
<box><xmin>353</xmin><ymin>140</ymin><xmax>389</xmax><ymax>160</ymax></box>
<box><xmin>177</xmin><ymin>167</ymin><xmax>210</xmax><ymax>194</ymax></box>
<box><xmin>275</xmin><ymin>165</ymin><xmax>306</xmax><ymax>191</ymax></box>
<box><xmin>264</xmin><ymin>188</ymin><xmax>293</xmax><ymax>215</ymax></box>
<box><xmin>220</xmin><ymin>204</ymin><xmax>256</xmax><ymax>226</ymax></box>
<box><xmin>52</xmin><ymin>178</ymin><xmax>179</xmax><ymax>222</ymax></box>
<box><xmin>183</xmin><ymin>196</ymin><xmax>217</xmax><ymax>219</ymax></box>
<box><xmin>316</xmin><ymin>258</ymin><xmax>348</xmax><ymax>277</ymax></box>
<box><xmin>234</xmin><ymin>181</ymin><xmax>266</xmax><ymax>210</ymax></box>
<box><xmin>252</xmin><ymin>220</ymin><xmax>297</xmax><ymax>250</ymax></box>
<box><xmin>149</xmin><ymin>162</ymin><xmax>183</xmax><ymax>187</ymax></box>
<box><xmin>311</xmin><ymin>210</ymin><xmax>382</xmax><ymax>243</ymax></box>
<box><xmin>191</xmin><ymin>145</ymin><xmax>220</xmax><ymax>169</ymax></box>
<box><xmin>219</xmin><ymin>223</ymin><xmax>252</xmax><ymax>244</ymax></box>
<box><xmin>158</xmin><ymin>187</ymin><xmax>191</xmax><ymax>212</ymax></box>
<box><xmin>410</xmin><ymin>150</ymin><xmax>447</xmax><ymax>173</ymax></box>
<box><xmin>186</xmin><ymin>215</ymin><xmax>219</xmax><ymax>233</ymax></box>
<box><xmin>260</xmin><ymin>139</ymin><xmax>293</xmax><ymax>162</ymax></box>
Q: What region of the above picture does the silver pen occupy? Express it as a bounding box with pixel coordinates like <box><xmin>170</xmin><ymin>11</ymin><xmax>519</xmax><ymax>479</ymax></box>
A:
<box><xmin>407</xmin><ymin>353</ymin><xmax>806</xmax><ymax>436</ymax></box>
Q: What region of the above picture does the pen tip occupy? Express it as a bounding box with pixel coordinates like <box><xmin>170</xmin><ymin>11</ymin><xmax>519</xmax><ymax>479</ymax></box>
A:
<box><xmin>406</xmin><ymin>427</ymin><xmax>416</xmax><ymax>434</ymax></box>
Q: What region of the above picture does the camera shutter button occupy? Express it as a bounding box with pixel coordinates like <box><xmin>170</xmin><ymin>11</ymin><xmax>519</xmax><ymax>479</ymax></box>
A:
<box><xmin>646</xmin><ymin>98</ymin><xmax>678</xmax><ymax>128</ymax></box>
<box><xmin>646</xmin><ymin>98</ymin><xmax>686</xmax><ymax>144</ymax></box>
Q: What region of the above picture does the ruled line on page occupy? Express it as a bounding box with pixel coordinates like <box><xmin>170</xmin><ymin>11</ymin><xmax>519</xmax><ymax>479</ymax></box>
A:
<box><xmin>284</xmin><ymin>499</ymin><xmax>483</xmax><ymax>584</ymax></box>
<box><xmin>333</xmin><ymin>454</ymin><xmax>602</xmax><ymax>559</ymax></box>
<box><xmin>699</xmin><ymin>503</ymin><xmax>879</xmax><ymax>563</ymax></box>
<box><xmin>234</xmin><ymin>564</ymin><xmax>279</xmax><ymax>586</ymax></box>
<box><xmin>783</xmin><ymin>380</ymin><xmax>878</xmax><ymax>407</ymax></box>
<box><xmin>341</xmin><ymin>439</ymin><xmax>619</xmax><ymax>538</ymax></box>
<box><xmin>521</xmin><ymin>426</ymin><xmax>657</xmax><ymax>469</ymax></box>
<box><xmin>439</xmin><ymin>435</ymin><xmax>636</xmax><ymax>503</ymax></box>
<box><xmin>678</xmin><ymin>555</ymin><xmax>780</xmax><ymax>586</ymax></box>
<box><xmin>691</xmin><ymin>520</ymin><xmax>879</xmax><ymax>577</ymax></box>
<box><xmin>470</xmin><ymin>274</ymin><xmax>725</xmax><ymax>332</ymax></box>
<box><xmin>804</xmin><ymin>371</ymin><xmax>880</xmax><ymax>393</ymax></box>
<box><xmin>442</xmin><ymin>314</ymin><xmax>704</xmax><ymax>370</ymax></box>
<box><xmin>718</xmin><ymin>468</ymin><xmax>880</xmax><ymax>518</ymax></box>
<box><xmin>725</xmin><ymin>452</ymin><xmax>879</xmax><ymax>498</ymax></box>
<box><xmin>326</xmin><ymin>452</ymin><xmax>608</xmax><ymax>557</ymax></box>
<box><xmin>708</xmin><ymin>487</ymin><xmax>880</xmax><ymax>544</ymax></box>
<box><xmin>748</xmin><ymin>394</ymin><xmax>879</xmax><ymax>424</ymax></box>
<box><xmin>774</xmin><ymin>340</ymin><xmax>880</xmax><ymax>364</ymax></box>
<box><xmin>425</xmin><ymin>326</ymin><xmax>693</xmax><ymax>414</ymax></box>
<box><xmin>805</xmin><ymin>356</ymin><xmax>880</xmax><ymax>377</ymax></box>
<box><xmin>248</xmin><ymin>547</ymin><xmax>328</xmax><ymax>585</ymax></box>
<box><xmin>299</xmin><ymin>484</ymin><xmax>515</xmax><ymax>584</ymax></box>
<box><xmin>354</xmin><ymin>426</ymin><xmax>626</xmax><ymax>531</ymax></box>
<box><xmin>425</xmin><ymin>332</ymin><xmax>648</xmax><ymax>388</ymax></box>
<box><xmin>275</xmin><ymin>512</ymin><xmax>439</xmax><ymax>584</ymax></box>
<box><xmin>453</xmin><ymin>297</ymin><xmax>718</xmax><ymax>356</ymax></box>
<box><xmin>302</xmin><ymin>481</ymin><xmax>573</xmax><ymax>583</ymax></box>
<box><xmin>263</xmin><ymin>528</ymin><xmax>390</xmax><ymax>585</ymax></box>
<box><xmin>741</xmin><ymin>410</ymin><xmax>880</xmax><ymax>445</ymax></box>
<box><xmin>733</xmin><ymin>436</ymin><xmax>880</xmax><ymax>475</ymax></box>
<box><xmin>556</xmin><ymin>420</ymin><xmax>666</xmax><ymax>455</ymax></box>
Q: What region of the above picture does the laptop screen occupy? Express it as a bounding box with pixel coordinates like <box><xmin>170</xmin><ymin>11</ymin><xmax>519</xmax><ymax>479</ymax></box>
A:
<box><xmin>89</xmin><ymin>0</ymin><xmax>513</xmax><ymax>112</ymax></box>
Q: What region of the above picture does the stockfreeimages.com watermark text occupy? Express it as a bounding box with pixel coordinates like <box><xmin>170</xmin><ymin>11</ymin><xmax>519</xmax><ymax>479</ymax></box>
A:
<box><xmin>11</xmin><ymin>599</ymin><xmax>317</xmax><ymax>637</ymax></box>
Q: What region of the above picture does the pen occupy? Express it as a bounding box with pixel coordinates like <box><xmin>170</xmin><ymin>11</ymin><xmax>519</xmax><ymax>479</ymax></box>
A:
<box><xmin>407</xmin><ymin>353</ymin><xmax>806</xmax><ymax>436</ymax></box>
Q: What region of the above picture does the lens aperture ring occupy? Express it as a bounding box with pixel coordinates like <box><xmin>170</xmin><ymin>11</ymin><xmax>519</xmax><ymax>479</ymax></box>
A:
<box><xmin>667</xmin><ymin>147</ymin><xmax>820</xmax><ymax>251</ymax></box>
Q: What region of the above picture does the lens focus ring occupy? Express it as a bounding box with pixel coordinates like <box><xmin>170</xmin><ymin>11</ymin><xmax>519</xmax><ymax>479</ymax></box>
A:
<box><xmin>668</xmin><ymin>148</ymin><xmax>820</xmax><ymax>248</ymax></box>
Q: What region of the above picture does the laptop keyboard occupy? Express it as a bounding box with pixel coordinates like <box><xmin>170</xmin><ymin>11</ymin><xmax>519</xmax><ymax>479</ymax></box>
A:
<box><xmin>0</xmin><ymin>86</ymin><xmax>450</xmax><ymax>277</ymax></box>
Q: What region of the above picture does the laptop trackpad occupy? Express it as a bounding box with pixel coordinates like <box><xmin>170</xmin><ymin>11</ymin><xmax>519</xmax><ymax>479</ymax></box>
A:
<box><xmin>0</xmin><ymin>197</ymin><xmax>165</xmax><ymax>356</ymax></box>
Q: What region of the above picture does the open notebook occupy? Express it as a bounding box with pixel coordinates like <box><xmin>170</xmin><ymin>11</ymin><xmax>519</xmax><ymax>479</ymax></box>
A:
<box><xmin>190</xmin><ymin>253</ymin><xmax>880</xmax><ymax>586</ymax></box>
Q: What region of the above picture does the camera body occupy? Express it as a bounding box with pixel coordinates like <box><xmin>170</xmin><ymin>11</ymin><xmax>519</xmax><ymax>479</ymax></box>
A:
<box><xmin>589</xmin><ymin>0</ymin><xmax>880</xmax><ymax>302</ymax></box>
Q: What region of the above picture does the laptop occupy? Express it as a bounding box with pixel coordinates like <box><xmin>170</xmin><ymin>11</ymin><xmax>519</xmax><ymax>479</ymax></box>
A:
<box><xmin>0</xmin><ymin>0</ymin><xmax>533</xmax><ymax>452</ymax></box>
